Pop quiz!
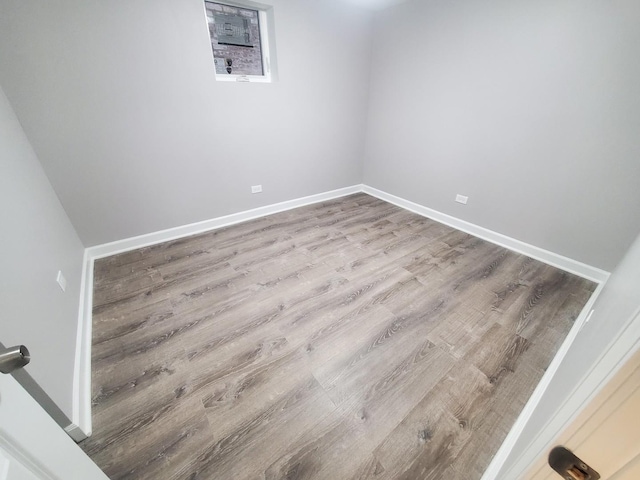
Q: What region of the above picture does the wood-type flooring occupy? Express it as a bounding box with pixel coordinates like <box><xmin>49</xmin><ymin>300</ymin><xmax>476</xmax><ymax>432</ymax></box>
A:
<box><xmin>81</xmin><ymin>193</ymin><xmax>596</xmax><ymax>479</ymax></box>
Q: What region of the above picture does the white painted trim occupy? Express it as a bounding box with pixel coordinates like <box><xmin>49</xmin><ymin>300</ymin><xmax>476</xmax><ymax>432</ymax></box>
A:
<box><xmin>87</xmin><ymin>185</ymin><xmax>362</xmax><ymax>259</ymax></box>
<box><xmin>69</xmin><ymin>250</ymin><xmax>93</xmax><ymax>440</ymax></box>
<box><xmin>480</xmin><ymin>283</ymin><xmax>606</xmax><ymax>480</ymax></box>
<box><xmin>0</xmin><ymin>448</ymin><xmax>9</xmax><ymax>480</ymax></box>
<box><xmin>361</xmin><ymin>185</ymin><xmax>610</xmax><ymax>284</ymax></box>
<box><xmin>0</xmin><ymin>440</ymin><xmax>54</xmax><ymax>480</ymax></box>
<box><xmin>495</xmin><ymin>306</ymin><xmax>640</xmax><ymax>479</ymax></box>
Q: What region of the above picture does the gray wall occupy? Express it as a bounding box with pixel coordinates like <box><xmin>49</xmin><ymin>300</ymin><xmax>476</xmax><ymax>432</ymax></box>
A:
<box><xmin>499</xmin><ymin>230</ymin><xmax>640</xmax><ymax>476</ymax></box>
<box><xmin>363</xmin><ymin>0</ymin><xmax>640</xmax><ymax>271</ymax></box>
<box><xmin>0</xmin><ymin>0</ymin><xmax>373</xmax><ymax>246</ymax></box>
<box><xmin>0</xmin><ymin>84</ymin><xmax>85</xmax><ymax>424</ymax></box>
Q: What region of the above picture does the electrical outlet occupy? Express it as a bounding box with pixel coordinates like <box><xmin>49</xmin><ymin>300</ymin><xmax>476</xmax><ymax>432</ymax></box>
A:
<box><xmin>251</xmin><ymin>185</ymin><xmax>263</xmax><ymax>194</ymax></box>
<box><xmin>56</xmin><ymin>270</ymin><xmax>67</xmax><ymax>292</ymax></box>
<box><xmin>455</xmin><ymin>194</ymin><xmax>468</xmax><ymax>205</ymax></box>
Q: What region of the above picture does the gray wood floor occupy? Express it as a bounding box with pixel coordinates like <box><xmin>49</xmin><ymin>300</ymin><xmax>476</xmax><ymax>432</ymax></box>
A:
<box><xmin>80</xmin><ymin>193</ymin><xmax>595</xmax><ymax>480</ymax></box>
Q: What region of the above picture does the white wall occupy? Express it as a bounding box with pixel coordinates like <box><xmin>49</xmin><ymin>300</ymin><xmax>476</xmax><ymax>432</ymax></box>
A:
<box><xmin>0</xmin><ymin>0</ymin><xmax>373</xmax><ymax>246</ymax></box>
<box><xmin>0</xmin><ymin>85</ymin><xmax>85</xmax><ymax>425</ymax></box>
<box><xmin>363</xmin><ymin>0</ymin><xmax>640</xmax><ymax>271</ymax></box>
<box><xmin>498</xmin><ymin>230</ymin><xmax>640</xmax><ymax>477</ymax></box>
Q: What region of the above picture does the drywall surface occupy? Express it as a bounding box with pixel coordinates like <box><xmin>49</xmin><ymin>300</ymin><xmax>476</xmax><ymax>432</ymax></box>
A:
<box><xmin>0</xmin><ymin>0</ymin><xmax>373</xmax><ymax>246</ymax></box>
<box><xmin>344</xmin><ymin>0</ymin><xmax>409</xmax><ymax>12</ymax></box>
<box><xmin>363</xmin><ymin>0</ymin><xmax>640</xmax><ymax>271</ymax></box>
<box><xmin>498</xmin><ymin>231</ymin><xmax>640</xmax><ymax>477</ymax></box>
<box><xmin>0</xmin><ymin>84</ymin><xmax>85</xmax><ymax>424</ymax></box>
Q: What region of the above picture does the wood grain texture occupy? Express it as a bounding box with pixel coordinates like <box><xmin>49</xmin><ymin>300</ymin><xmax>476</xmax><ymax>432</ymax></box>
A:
<box><xmin>81</xmin><ymin>193</ymin><xmax>596</xmax><ymax>479</ymax></box>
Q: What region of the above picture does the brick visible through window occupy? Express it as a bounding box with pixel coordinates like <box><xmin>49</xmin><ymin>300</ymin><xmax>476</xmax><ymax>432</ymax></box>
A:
<box><xmin>205</xmin><ymin>1</ymin><xmax>271</xmax><ymax>80</ymax></box>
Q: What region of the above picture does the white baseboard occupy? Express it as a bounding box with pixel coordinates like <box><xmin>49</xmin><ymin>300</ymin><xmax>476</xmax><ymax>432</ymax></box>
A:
<box><xmin>361</xmin><ymin>185</ymin><xmax>610</xmax><ymax>284</ymax></box>
<box><xmin>73</xmin><ymin>182</ymin><xmax>610</xmax><ymax>447</ymax></box>
<box><xmin>87</xmin><ymin>185</ymin><xmax>363</xmax><ymax>260</ymax></box>
<box><xmin>69</xmin><ymin>249</ymin><xmax>93</xmax><ymax>441</ymax></box>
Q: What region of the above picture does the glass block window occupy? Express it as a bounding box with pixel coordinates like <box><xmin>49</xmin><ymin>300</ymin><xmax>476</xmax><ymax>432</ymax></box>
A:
<box><xmin>205</xmin><ymin>1</ymin><xmax>271</xmax><ymax>81</ymax></box>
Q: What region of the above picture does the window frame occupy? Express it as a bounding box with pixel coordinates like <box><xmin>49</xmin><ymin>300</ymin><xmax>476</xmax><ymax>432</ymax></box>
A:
<box><xmin>204</xmin><ymin>1</ymin><xmax>274</xmax><ymax>83</ymax></box>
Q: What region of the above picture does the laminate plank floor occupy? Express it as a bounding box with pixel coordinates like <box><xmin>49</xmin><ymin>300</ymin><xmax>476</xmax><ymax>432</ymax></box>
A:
<box><xmin>81</xmin><ymin>193</ymin><xmax>596</xmax><ymax>479</ymax></box>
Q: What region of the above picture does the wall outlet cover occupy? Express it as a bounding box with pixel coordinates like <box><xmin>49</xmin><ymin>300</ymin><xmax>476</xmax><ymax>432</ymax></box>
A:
<box><xmin>455</xmin><ymin>194</ymin><xmax>469</xmax><ymax>205</ymax></box>
<box><xmin>56</xmin><ymin>270</ymin><xmax>67</xmax><ymax>292</ymax></box>
<box><xmin>251</xmin><ymin>185</ymin><xmax>263</xmax><ymax>194</ymax></box>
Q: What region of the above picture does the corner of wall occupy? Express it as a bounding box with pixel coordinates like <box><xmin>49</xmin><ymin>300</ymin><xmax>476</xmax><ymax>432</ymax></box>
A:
<box><xmin>68</xmin><ymin>184</ymin><xmax>365</xmax><ymax>441</ymax></box>
<box><xmin>361</xmin><ymin>185</ymin><xmax>611</xmax><ymax>284</ymax></box>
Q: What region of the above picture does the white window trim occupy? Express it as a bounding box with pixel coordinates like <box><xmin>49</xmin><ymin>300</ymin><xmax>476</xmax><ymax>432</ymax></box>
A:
<box><xmin>206</xmin><ymin>3</ymin><xmax>273</xmax><ymax>83</ymax></box>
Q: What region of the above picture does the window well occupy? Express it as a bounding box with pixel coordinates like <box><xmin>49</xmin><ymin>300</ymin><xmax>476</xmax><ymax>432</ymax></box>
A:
<box><xmin>204</xmin><ymin>1</ymin><xmax>274</xmax><ymax>82</ymax></box>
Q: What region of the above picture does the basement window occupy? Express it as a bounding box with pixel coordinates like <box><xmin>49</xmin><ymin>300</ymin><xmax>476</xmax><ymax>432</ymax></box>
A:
<box><xmin>204</xmin><ymin>1</ymin><xmax>274</xmax><ymax>83</ymax></box>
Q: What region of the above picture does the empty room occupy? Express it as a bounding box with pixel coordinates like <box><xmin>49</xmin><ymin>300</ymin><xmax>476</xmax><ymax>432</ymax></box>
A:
<box><xmin>1</xmin><ymin>0</ymin><xmax>640</xmax><ymax>479</ymax></box>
